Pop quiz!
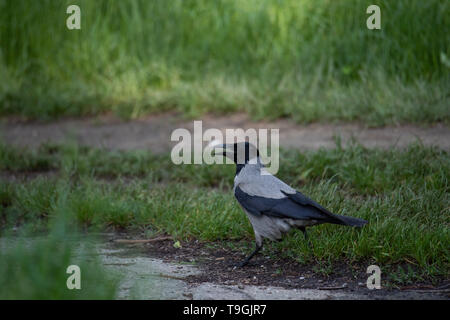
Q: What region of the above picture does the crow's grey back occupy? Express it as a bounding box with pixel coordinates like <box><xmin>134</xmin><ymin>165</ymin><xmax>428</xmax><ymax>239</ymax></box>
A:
<box><xmin>234</xmin><ymin>162</ymin><xmax>295</xmax><ymax>199</ymax></box>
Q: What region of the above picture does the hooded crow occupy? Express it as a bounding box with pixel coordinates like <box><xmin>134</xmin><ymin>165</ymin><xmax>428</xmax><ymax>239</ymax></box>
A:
<box><xmin>213</xmin><ymin>141</ymin><xmax>368</xmax><ymax>267</ymax></box>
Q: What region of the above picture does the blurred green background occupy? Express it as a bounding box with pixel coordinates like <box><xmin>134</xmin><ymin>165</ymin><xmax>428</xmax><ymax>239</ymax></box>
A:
<box><xmin>0</xmin><ymin>0</ymin><xmax>449</xmax><ymax>124</ymax></box>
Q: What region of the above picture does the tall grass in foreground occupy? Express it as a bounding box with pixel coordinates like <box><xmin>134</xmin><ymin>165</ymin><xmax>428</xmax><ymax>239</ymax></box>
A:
<box><xmin>0</xmin><ymin>223</ymin><xmax>119</xmax><ymax>299</ymax></box>
<box><xmin>1</xmin><ymin>0</ymin><xmax>449</xmax><ymax>123</ymax></box>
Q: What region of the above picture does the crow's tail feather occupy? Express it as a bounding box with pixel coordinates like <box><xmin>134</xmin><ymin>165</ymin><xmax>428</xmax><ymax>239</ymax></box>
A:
<box><xmin>335</xmin><ymin>215</ymin><xmax>367</xmax><ymax>227</ymax></box>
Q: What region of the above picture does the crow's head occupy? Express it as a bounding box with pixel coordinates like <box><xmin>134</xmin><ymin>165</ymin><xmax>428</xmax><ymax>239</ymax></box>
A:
<box><xmin>213</xmin><ymin>141</ymin><xmax>259</xmax><ymax>165</ymax></box>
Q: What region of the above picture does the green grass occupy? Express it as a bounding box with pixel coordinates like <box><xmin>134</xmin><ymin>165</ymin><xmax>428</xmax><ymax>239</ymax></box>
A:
<box><xmin>1</xmin><ymin>142</ymin><xmax>449</xmax><ymax>284</ymax></box>
<box><xmin>1</xmin><ymin>0</ymin><xmax>449</xmax><ymax>124</ymax></box>
<box><xmin>0</xmin><ymin>228</ymin><xmax>119</xmax><ymax>299</ymax></box>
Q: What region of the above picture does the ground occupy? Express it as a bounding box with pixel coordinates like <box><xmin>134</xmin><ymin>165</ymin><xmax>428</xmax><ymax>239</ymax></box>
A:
<box><xmin>106</xmin><ymin>235</ymin><xmax>449</xmax><ymax>300</ymax></box>
<box><xmin>1</xmin><ymin>113</ymin><xmax>448</xmax><ymax>300</ymax></box>
<box><xmin>2</xmin><ymin>113</ymin><xmax>449</xmax><ymax>152</ymax></box>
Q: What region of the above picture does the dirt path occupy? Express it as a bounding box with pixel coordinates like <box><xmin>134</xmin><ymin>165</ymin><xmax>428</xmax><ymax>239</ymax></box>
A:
<box><xmin>1</xmin><ymin>113</ymin><xmax>449</xmax><ymax>151</ymax></box>
<box><xmin>105</xmin><ymin>237</ymin><xmax>448</xmax><ymax>300</ymax></box>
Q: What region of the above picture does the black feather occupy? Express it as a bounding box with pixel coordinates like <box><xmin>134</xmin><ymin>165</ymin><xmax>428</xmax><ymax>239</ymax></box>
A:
<box><xmin>235</xmin><ymin>187</ymin><xmax>367</xmax><ymax>227</ymax></box>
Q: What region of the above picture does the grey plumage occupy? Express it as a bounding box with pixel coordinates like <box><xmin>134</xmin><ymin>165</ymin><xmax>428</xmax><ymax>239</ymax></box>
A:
<box><xmin>214</xmin><ymin>141</ymin><xmax>367</xmax><ymax>267</ymax></box>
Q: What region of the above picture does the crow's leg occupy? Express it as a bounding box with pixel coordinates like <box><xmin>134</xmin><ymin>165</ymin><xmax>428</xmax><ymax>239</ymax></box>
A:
<box><xmin>236</xmin><ymin>242</ymin><xmax>263</xmax><ymax>268</ymax></box>
<box><xmin>299</xmin><ymin>227</ymin><xmax>313</xmax><ymax>250</ymax></box>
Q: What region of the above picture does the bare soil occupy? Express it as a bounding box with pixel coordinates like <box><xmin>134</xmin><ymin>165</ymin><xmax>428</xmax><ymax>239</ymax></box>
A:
<box><xmin>1</xmin><ymin>113</ymin><xmax>449</xmax><ymax>151</ymax></box>
<box><xmin>121</xmin><ymin>237</ymin><xmax>450</xmax><ymax>300</ymax></box>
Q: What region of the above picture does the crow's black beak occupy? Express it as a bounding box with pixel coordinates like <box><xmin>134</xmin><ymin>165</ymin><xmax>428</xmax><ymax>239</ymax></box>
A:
<box><xmin>213</xmin><ymin>144</ymin><xmax>232</xmax><ymax>158</ymax></box>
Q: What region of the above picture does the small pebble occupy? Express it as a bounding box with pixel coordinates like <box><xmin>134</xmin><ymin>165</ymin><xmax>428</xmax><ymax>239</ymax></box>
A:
<box><xmin>182</xmin><ymin>292</ymin><xmax>193</xmax><ymax>299</ymax></box>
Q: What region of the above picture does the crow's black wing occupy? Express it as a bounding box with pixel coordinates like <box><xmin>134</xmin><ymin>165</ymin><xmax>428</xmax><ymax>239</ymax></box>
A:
<box><xmin>281</xmin><ymin>190</ymin><xmax>367</xmax><ymax>227</ymax></box>
<box><xmin>280</xmin><ymin>190</ymin><xmax>344</xmax><ymax>221</ymax></box>
<box><xmin>234</xmin><ymin>186</ymin><xmax>342</xmax><ymax>223</ymax></box>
